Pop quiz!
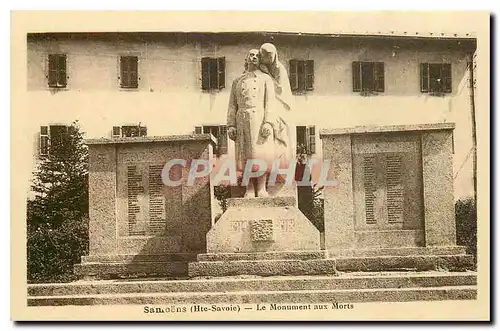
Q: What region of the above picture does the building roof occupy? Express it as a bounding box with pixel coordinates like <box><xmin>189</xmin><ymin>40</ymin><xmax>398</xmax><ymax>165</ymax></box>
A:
<box><xmin>23</xmin><ymin>11</ymin><xmax>479</xmax><ymax>41</ymax></box>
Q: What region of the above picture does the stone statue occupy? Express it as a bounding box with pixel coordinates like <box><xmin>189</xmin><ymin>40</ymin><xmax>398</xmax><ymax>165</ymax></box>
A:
<box><xmin>258</xmin><ymin>43</ymin><xmax>294</xmax><ymax>172</ymax></box>
<box><xmin>227</xmin><ymin>49</ymin><xmax>278</xmax><ymax>198</ymax></box>
<box><xmin>227</xmin><ymin>47</ymin><xmax>294</xmax><ymax>198</ymax></box>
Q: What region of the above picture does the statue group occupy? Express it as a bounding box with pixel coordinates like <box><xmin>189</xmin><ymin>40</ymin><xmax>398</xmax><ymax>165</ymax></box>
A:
<box><xmin>226</xmin><ymin>43</ymin><xmax>294</xmax><ymax>198</ymax></box>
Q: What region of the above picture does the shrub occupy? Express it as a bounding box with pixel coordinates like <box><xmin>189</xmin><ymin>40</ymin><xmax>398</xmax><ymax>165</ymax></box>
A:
<box><xmin>455</xmin><ymin>197</ymin><xmax>477</xmax><ymax>265</ymax></box>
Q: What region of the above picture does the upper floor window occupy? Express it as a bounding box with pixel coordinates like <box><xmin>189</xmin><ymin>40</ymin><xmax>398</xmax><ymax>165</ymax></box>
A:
<box><xmin>420</xmin><ymin>63</ymin><xmax>452</xmax><ymax>94</ymax></box>
<box><xmin>47</xmin><ymin>54</ymin><xmax>67</xmax><ymax>88</ymax></box>
<box><xmin>289</xmin><ymin>59</ymin><xmax>314</xmax><ymax>92</ymax></box>
<box><xmin>112</xmin><ymin>125</ymin><xmax>147</xmax><ymax>138</ymax></box>
<box><xmin>195</xmin><ymin>125</ymin><xmax>228</xmax><ymax>155</ymax></box>
<box><xmin>201</xmin><ymin>57</ymin><xmax>225</xmax><ymax>90</ymax></box>
<box><xmin>352</xmin><ymin>61</ymin><xmax>385</xmax><ymax>93</ymax></box>
<box><xmin>120</xmin><ymin>56</ymin><xmax>139</xmax><ymax>89</ymax></box>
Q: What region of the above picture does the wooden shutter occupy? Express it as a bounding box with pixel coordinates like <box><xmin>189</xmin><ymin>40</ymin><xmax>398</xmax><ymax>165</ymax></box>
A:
<box><xmin>218</xmin><ymin>125</ymin><xmax>228</xmax><ymax>155</ymax></box>
<box><xmin>201</xmin><ymin>57</ymin><xmax>210</xmax><ymax>90</ymax></box>
<box><xmin>386</xmin><ymin>154</ymin><xmax>404</xmax><ymax>224</ymax></box>
<box><xmin>130</xmin><ymin>56</ymin><xmax>138</xmax><ymax>88</ymax></box>
<box><xmin>307</xmin><ymin>125</ymin><xmax>316</xmax><ymax>154</ymax></box>
<box><xmin>58</xmin><ymin>54</ymin><xmax>67</xmax><ymax>87</ymax></box>
<box><xmin>289</xmin><ymin>59</ymin><xmax>298</xmax><ymax>91</ymax></box>
<box><xmin>40</xmin><ymin>126</ymin><xmax>49</xmax><ymax>156</ymax></box>
<box><xmin>112</xmin><ymin>126</ymin><xmax>121</xmax><ymax>138</ymax></box>
<box><xmin>194</xmin><ymin>126</ymin><xmax>202</xmax><ymax>134</ymax></box>
<box><xmin>217</xmin><ymin>57</ymin><xmax>226</xmax><ymax>89</ymax></box>
<box><xmin>120</xmin><ymin>56</ymin><xmax>138</xmax><ymax>88</ymax></box>
<box><xmin>352</xmin><ymin>61</ymin><xmax>361</xmax><ymax>92</ymax></box>
<box><xmin>48</xmin><ymin>54</ymin><xmax>57</xmax><ymax>87</ymax></box>
<box><xmin>420</xmin><ymin>63</ymin><xmax>429</xmax><ymax>92</ymax></box>
<box><xmin>363</xmin><ymin>155</ymin><xmax>376</xmax><ymax>224</ymax></box>
<box><xmin>305</xmin><ymin>60</ymin><xmax>314</xmax><ymax>91</ymax></box>
<box><xmin>374</xmin><ymin>62</ymin><xmax>385</xmax><ymax>92</ymax></box>
<box><xmin>48</xmin><ymin>54</ymin><xmax>66</xmax><ymax>88</ymax></box>
<box><xmin>442</xmin><ymin>63</ymin><xmax>452</xmax><ymax>93</ymax></box>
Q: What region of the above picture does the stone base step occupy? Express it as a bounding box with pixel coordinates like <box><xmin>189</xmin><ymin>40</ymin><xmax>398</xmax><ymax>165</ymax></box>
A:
<box><xmin>329</xmin><ymin>246</ymin><xmax>467</xmax><ymax>257</ymax></box>
<box><xmin>188</xmin><ymin>254</ymin><xmax>474</xmax><ymax>277</ymax></box>
<box><xmin>27</xmin><ymin>285</ymin><xmax>477</xmax><ymax>306</ymax></box>
<box><xmin>28</xmin><ymin>271</ymin><xmax>476</xmax><ymax>297</ymax></box>
<box><xmin>74</xmin><ymin>261</ymin><xmax>188</xmax><ymax>279</ymax></box>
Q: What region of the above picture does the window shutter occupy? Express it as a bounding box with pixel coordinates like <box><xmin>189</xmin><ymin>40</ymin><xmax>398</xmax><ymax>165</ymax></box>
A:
<box><xmin>374</xmin><ymin>62</ymin><xmax>385</xmax><ymax>92</ymax></box>
<box><xmin>120</xmin><ymin>56</ymin><xmax>138</xmax><ymax>88</ymax></box>
<box><xmin>420</xmin><ymin>63</ymin><xmax>429</xmax><ymax>93</ymax></box>
<box><xmin>304</xmin><ymin>126</ymin><xmax>311</xmax><ymax>154</ymax></box>
<box><xmin>217</xmin><ymin>57</ymin><xmax>226</xmax><ymax>89</ymax></box>
<box><xmin>218</xmin><ymin>125</ymin><xmax>228</xmax><ymax>155</ymax></box>
<box><xmin>289</xmin><ymin>59</ymin><xmax>298</xmax><ymax>91</ymax></box>
<box><xmin>48</xmin><ymin>54</ymin><xmax>57</xmax><ymax>87</ymax></box>
<box><xmin>352</xmin><ymin>61</ymin><xmax>361</xmax><ymax>92</ymax></box>
<box><xmin>386</xmin><ymin>154</ymin><xmax>404</xmax><ymax>224</ymax></box>
<box><xmin>40</xmin><ymin>126</ymin><xmax>49</xmax><ymax>156</ymax></box>
<box><xmin>308</xmin><ymin>125</ymin><xmax>316</xmax><ymax>154</ymax></box>
<box><xmin>363</xmin><ymin>155</ymin><xmax>376</xmax><ymax>224</ymax></box>
<box><xmin>58</xmin><ymin>54</ymin><xmax>67</xmax><ymax>87</ymax></box>
<box><xmin>120</xmin><ymin>57</ymin><xmax>127</xmax><ymax>88</ymax></box>
<box><xmin>442</xmin><ymin>63</ymin><xmax>452</xmax><ymax>93</ymax></box>
<box><xmin>305</xmin><ymin>60</ymin><xmax>314</xmax><ymax>91</ymax></box>
<box><xmin>130</xmin><ymin>56</ymin><xmax>138</xmax><ymax>88</ymax></box>
<box><xmin>194</xmin><ymin>126</ymin><xmax>202</xmax><ymax>134</ymax></box>
<box><xmin>112</xmin><ymin>126</ymin><xmax>121</xmax><ymax>138</ymax></box>
<box><xmin>201</xmin><ymin>58</ymin><xmax>210</xmax><ymax>90</ymax></box>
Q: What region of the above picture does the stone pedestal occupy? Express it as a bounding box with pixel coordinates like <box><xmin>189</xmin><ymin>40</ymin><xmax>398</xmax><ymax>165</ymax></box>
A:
<box><xmin>74</xmin><ymin>134</ymin><xmax>216</xmax><ymax>279</ymax></box>
<box><xmin>187</xmin><ymin>196</ymin><xmax>336</xmax><ymax>277</ymax></box>
<box><xmin>319</xmin><ymin>123</ymin><xmax>472</xmax><ymax>270</ymax></box>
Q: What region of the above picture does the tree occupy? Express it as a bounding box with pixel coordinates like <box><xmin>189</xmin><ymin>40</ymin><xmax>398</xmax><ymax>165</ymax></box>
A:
<box><xmin>27</xmin><ymin>121</ymin><xmax>89</xmax><ymax>283</ymax></box>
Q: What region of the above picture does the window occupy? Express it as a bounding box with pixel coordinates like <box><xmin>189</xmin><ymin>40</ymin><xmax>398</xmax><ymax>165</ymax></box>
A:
<box><xmin>40</xmin><ymin>126</ymin><xmax>49</xmax><ymax>156</ymax></box>
<box><xmin>112</xmin><ymin>125</ymin><xmax>147</xmax><ymax>138</ymax></box>
<box><xmin>39</xmin><ymin>125</ymin><xmax>70</xmax><ymax>157</ymax></box>
<box><xmin>120</xmin><ymin>56</ymin><xmax>139</xmax><ymax>88</ymax></box>
<box><xmin>195</xmin><ymin>125</ymin><xmax>228</xmax><ymax>155</ymax></box>
<box><xmin>289</xmin><ymin>59</ymin><xmax>314</xmax><ymax>92</ymax></box>
<box><xmin>420</xmin><ymin>63</ymin><xmax>452</xmax><ymax>94</ymax></box>
<box><xmin>296</xmin><ymin>126</ymin><xmax>316</xmax><ymax>155</ymax></box>
<box><xmin>201</xmin><ymin>57</ymin><xmax>225</xmax><ymax>90</ymax></box>
<box><xmin>352</xmin><ymin>61</ymin><xmax>385</xmax><ymax>93</ymax></box>
<box><xmin>47</xmin><ymin>54</ymin><xmax>67</xmax><ymax>88</ymax></box>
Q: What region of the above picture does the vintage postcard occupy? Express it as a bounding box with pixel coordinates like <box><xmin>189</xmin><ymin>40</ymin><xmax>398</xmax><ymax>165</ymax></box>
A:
<box><xmin>11</xmin><ymin>10</ymin><xmax>490</xmax><ymax>321</ymax></box>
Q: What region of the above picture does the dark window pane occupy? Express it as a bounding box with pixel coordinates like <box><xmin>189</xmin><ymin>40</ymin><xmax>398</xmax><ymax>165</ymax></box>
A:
<box><xmin>361</xmin><ymin>62</ymin><xmax>375</xmax><ymax>91</ymax></box>
<box><xmin>429</xmin><ymin>63</ymin><xmax>443</xmax><ymax>92</ymax></box>
<box><xmin>352</xmin><ymin>61</ymin><xmax>361</xmax><ymax>92</ymax></box>
<box><xmin>296</xmin><ymin>126</ymin><xmax>307</xmax><ymax>153</ymax></box>
<box><xmin>297</xmin><ymin>60</ymin><xmax>305</xmax><ymax>91</ymax></box>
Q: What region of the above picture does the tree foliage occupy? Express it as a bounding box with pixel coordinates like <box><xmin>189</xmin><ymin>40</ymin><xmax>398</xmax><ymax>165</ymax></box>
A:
<box><xmin>27</xmin><ymin>121</ymin><xmax>89</xmax><ymax>283</ymax></box>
